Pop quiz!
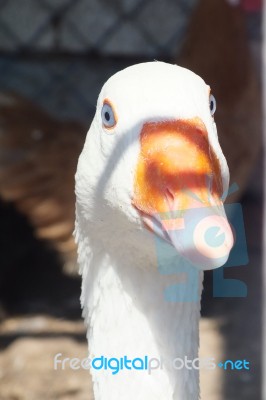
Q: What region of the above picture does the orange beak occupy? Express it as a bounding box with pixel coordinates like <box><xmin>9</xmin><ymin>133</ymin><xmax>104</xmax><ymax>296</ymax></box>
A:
<box><xmin>133</xmin><ymin>118</ymin><xmax>234</xmax><ymax>270</ymax></box>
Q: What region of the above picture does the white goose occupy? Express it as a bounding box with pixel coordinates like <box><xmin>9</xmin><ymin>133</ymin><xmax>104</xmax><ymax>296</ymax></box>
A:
<box><xmin>75</xmin><ymin>61</ymin><xmax>234</xmax><ymax>400</ymax></box>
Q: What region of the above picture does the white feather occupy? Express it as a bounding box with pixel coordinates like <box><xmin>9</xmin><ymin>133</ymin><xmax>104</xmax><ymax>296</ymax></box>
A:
<box><xmin>75</xmin><ymin>61</ymin><xmax>230</xmax><ymax>400</ymax></box>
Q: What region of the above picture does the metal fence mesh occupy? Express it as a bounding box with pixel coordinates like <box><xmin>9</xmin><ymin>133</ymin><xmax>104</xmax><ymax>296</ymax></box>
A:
<box><xmin>0</xmin><ymin>0</ymin><xmax>198</xmax><ymax>121</ymax></box>
<box><xmin>0</xmin><ymin>0</ymin><xmax>197</xmax><ymax>55</ymax></box>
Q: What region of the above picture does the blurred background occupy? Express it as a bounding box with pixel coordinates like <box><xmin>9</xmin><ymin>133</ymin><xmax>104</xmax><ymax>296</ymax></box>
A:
<box><xmin>0</xmin><ymin>0</ymin><xmax>263</xmax><ymax>399</ymax></box>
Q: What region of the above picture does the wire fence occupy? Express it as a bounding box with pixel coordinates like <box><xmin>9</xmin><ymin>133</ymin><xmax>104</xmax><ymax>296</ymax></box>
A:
<box><xmin>0</xmin><ymin>0</ymin><xmax>198</xmax><ymax>121</ymax></box>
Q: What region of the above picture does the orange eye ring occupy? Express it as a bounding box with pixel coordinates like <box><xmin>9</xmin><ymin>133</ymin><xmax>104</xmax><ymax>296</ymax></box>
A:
<box><xmin>101</xmin><ymin>99</ymin><xmax>117</xmax><ymax>130</ymax></box>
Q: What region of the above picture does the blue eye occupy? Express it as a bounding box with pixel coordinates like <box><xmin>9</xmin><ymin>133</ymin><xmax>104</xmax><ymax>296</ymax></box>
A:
<box><xmin>209</xmin><ymin>94</ymin><xmax>216</xmax><ymax>116</ymax></box>
<box><xmin>101</xmin><ymin>102</ymin><xmax>117</xmax><ymax>129</ymax></box>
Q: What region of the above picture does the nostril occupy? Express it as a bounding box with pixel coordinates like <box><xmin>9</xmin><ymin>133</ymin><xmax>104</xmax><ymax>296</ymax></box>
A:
<box><xmin>165</xmin><ymin>188</ymin><xmax>176</xmax><ymax>211</ymax></box>
<box><xmin>165</xmin><ymin>188</ymin><xmax>174</xmax><ymax>201</ymax></box>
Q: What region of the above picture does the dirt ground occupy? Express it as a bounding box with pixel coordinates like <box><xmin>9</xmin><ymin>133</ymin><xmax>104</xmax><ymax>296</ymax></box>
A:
<box><xmin>0</xmin><ymin>157</ymin><xmax>263</xmax><ymax>400</ymax></box>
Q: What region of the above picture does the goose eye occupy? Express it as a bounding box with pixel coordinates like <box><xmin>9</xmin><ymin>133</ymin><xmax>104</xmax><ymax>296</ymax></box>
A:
<box><xmin>101</xmin><ymin>102</ymin><xmax>117</xmax><ymax>129</ymax></box>
<box><xmin>209</xmin><ymin>94</ymin><xmax>216</xmax><ymax>116</ymax></box>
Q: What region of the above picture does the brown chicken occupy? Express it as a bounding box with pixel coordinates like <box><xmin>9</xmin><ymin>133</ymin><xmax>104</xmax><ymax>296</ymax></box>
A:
<box><xmin>0</xmin><ymin>92</ymin><xmax>86</xmax><ymax>265</ymax></box>
<box><xmin>178</xmin><ymin>0</ymin><xmax>262</xmax><ymax>201</ymax></box>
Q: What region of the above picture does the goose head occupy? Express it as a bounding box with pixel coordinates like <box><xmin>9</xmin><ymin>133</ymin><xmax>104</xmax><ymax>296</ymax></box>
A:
<box><xmin>76</xmin><ymin>61</ymin><xmax>233</xmax><ymax>270</ymax></box>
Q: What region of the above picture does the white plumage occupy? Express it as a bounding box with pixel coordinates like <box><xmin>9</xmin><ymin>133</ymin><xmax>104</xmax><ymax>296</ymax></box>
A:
<box><xmin>75</xmin><ymin>62</ymin><xmax>233</xmax><ymax>400</ymax></box>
